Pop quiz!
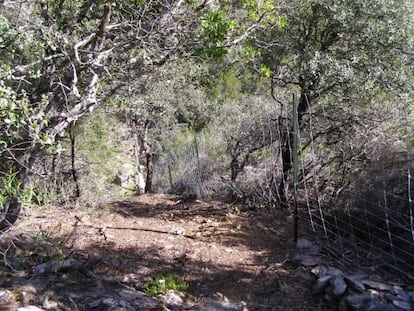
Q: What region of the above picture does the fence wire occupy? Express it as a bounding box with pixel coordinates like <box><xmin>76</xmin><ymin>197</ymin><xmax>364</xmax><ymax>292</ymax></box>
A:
<box><xmin>293</xmin><ymin>99</ymin><xmax>414</xmax><ymax>282</ymax></box>
<box><xmin>153</xmin><ymin>96</ymin><xmax>414</xmax><ymax>282</ymax></box>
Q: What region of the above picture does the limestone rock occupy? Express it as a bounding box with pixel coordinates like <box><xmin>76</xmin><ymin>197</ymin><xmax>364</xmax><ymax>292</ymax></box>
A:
<box><xmin>331</xmin><ymin>275</ymin><xmax>348</xmax><ymax>297</ymax></box>
<box><xmin>0</xmin><ymin>289</ymin><xmax>11</xmax><ymax>303</ymax></box>
<box><xmin>163</xmin><ymin>290</ymin><xmax>184</xmax><ymax>308</ymax></box>
<box><xmin>317</xmin><ymin>266</ymin><xmax>344</xmax><ymax>277</ymax></box>
<box><xmin>344</xmin><ymin>276</ymin><xmax>366</xmax><ymax>293</ymax></box>
<box><xmin>17</xmin><ymin>306</ymin><xmax>45</xmax><ymax>311</ymax></box>
<box><xmin>313</xmin><ymin>275</ymin><xmax>333</xmax><ymax>295</ymax></box>
<box><xmin>300</xmin><ymin>255</ymin><xmax>322</xmax><ymax>267</ymax></box>
<box><xmin>201</xmin><ymin>299</ymin><xmax>245</xmax><ymax>311</ymax></box>
<box><xmin>392</xmin><ymin>289</ymin><xmax>412</xmax><ymax>302</ymax></box>
<box><xmin>312</xmin><ymin>265</ymin><xmax>413</xmax><ymax>311</ymax></box>
<box><xmin>392</xmin><ymin>300</ymin><xmax>412</xmax><ymax>310</ymax></box>
<box><xmin>345</xmin><ymin>293</ymin><xmax>378</xmax><ymax>310</ymax></box>
<box><xmin>362</xmin><ymin>280</ymin><xmax>393</xmax><ymax>292</ymax></box>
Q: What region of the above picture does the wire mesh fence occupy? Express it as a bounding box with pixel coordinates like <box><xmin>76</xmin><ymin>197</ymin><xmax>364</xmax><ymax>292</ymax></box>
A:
<box><xmin>152</xmin><ymin>93</ymin><xmax>414</xmax><ymax>282</ymax></box>
<box><xmin>293</xmin><ymin>96</ymin><xmax>414</xmax><ymax>281</ymax></box>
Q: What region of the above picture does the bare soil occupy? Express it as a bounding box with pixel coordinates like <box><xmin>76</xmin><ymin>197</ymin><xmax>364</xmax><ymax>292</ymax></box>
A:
<box><xmin>0</xmin><ymin>194</ymin><xmax>331</xmax><ymax>310</ymax></box>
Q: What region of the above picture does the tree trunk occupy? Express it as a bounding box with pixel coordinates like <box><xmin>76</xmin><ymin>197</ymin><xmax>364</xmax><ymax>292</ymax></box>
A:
<box><xmin>278</xmin><ymin>135</ymin><xmax>293</xmax><ymax>205</ymax></box>
<box><xmin>133</xmin><ymin>122</ymin><xmax>146</xmax><ymax>194</ymax></box>
<box><xmin>278</xmin><ymin>91</ymin><xmax>310</xmax><ymax>206</ymax></box>
<box><xmin>230</xmin><ymin>157</ymin><xmax>240</xmax><ymax>183</ymax></box>
<box><xmin>69</xmin><ymin>123</ymin><xmax>81</xmax><ymax>199</ymax></box>
<box><xmin>145</xmin><ymin>152</ymin><xmax>154</xmax><ymax>193</ymax></box>
<box><xmin>142</xmin><ymin>122</ymin><xmax>154</xmax><ymax>193</ymax></box>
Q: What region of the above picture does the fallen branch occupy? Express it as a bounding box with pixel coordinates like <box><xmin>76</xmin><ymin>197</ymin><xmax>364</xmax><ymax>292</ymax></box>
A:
<box><xmin>32</xmin><ymin>258</ymin><xmax>84</xmax><ymax>275</ymax></box>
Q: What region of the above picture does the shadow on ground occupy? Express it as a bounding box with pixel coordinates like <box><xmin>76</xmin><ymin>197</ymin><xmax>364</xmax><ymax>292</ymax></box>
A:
<box><xmin>0</xmin><ymin>194</ymin><xmax>328</xmax><ymax>310</ymax></box>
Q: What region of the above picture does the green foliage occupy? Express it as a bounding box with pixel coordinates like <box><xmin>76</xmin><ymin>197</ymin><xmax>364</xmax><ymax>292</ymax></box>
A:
<box><xmin>74</xmin><ymin>110</ymin><xmax>125</xmax><ymax>200</ymax></box>
<box><xmin>259</xmin><ymin>64</ymin><xmax>272</xmax><ymax>78</ymax></box>
<box><xmin>143</xmin><ymin>272</ymin><xmax>188</xmax><ymax>296</ymax></box>
<box><xmin>0</xmin><ymin>170</ymin><xmax>21</xmax><ymax>208</ymax></box>
<box><xmin>211</xmin><ymin>68</ymin><xmax>242</xmax><ymax>101</ymax></box>
<box><xmin>0</xmin><ymin>0</ymin><xmax>411</xmax><ymax>213</ymax></box>
<box><xmin>0</xmin><ymin>83</ymin><xmax>50</xmax><ymax>151</ymax></box>
<box><xmin>30</xmin><ymin>229</ymin><xmax>64</xmax><ymax>263</ymax></box>
<box><xmin>194</xmin><ymin>10</ymin><xmax>236</xmax><ymax>58</ymax></box>
<box><xmin>0</xmin><ymin>169</ymin><xmax>45</xmax><ymax>209</ymax></box>
<box><xmin>255</xmin><ymin>0</ymin><xmax>413</xmax><ymax>103</ymax></box>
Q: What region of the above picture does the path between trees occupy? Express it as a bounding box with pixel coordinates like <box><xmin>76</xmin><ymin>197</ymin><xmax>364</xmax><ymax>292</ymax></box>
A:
<box><xmin>0</xmin><ymin>194</ymin><xmax>328</xmax><ymax>310</ymax></box>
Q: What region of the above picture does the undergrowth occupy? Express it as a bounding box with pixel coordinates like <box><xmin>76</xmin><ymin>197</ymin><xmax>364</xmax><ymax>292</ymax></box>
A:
<box><xmin>143</xmin><ymin>272</ymin><xmax>188</xmax><ymax>296</ymax></box>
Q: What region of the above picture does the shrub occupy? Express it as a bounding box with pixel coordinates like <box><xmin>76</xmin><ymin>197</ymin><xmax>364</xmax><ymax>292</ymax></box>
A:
<box><xmin>143</xmin><ymin>272</ymin><xmax>188</xmax><ymax>296</ymax></box>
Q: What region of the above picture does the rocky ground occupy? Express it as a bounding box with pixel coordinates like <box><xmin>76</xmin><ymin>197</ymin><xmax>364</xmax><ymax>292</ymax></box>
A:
<box><xmin>0</xmin><ymin>194</ymin><xmax>411</xmax><ymax>310</ymax></box>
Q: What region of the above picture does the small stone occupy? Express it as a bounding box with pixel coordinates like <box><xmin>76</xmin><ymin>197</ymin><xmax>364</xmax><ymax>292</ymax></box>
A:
<box><xmin>300</xmin><ymin>255</ymin><xmax>321</xmax><ymax>267</ymax></box>
<box><xmin>313</xmin><ymin>275</ymin><xmax>332</xmax><ymax>295</ymax></box>
<box><xmin>346</xmin><ymin>293</ymin><xmax>372</xmax><ymax>309</ymax></box>
<box><xmin>173</xmin><ymin>228</ymin><xmax>185</xmax><ymax>235</ymax></box>
<box><xmin>201</xmin><ymin>299</ymin><xmax>242</xmax><ymax>311</ymax></box>
<box><xmin>42</xmin><ymin>296</ymin><xmax>59</xmax><ymax>310</ymax></box>
<box><xmin>344</xmin><ymin>276</ymin><xmax>365</xmax><ymax>293</ymax></box>
<box><xmin>296</xmin><ymin>238</ymin><xmax>313</xmax><ymax>248</ymax></box>
<box><xmin>330</xmin><ymin>275</ymin><xmax>348</xmax><ymax>296</ymax></box>
<box><xmin>362</xmin><ymin>280</ymin><xmax>393</xmax><ymax>291</ymax></box>
<box><xmin>311</xmin><ymin>266</ymin><xmax>321</xmax><ymax>277</ymax></box>
<box><xmin>367</xmin><ymin>289</ymin><xmax>380</xmax><ymax>298</ymax></box>
<box><xmin>328</xmin><ymin>267</ymin><xmax>344</xmax><ymax>276</ymax></box>
<box><xmin>163</xmin><ymin>290</ymin><xmax>184</xmax><ymax>308</ymax></box>
<box><xmin>392</xmin><ymin>300</ymin><xmax>412</xmax><ymax>310</ymax></box>
<box><xmin>0</xmin><ymin>289</ymin><xmax>11</xmax><ymax>302</ymax></box>
<box><xmin>318</xmin><ymin>266</ymin><xmax>343</xmax><ymax>277</ymax></box>
<box><xmin>17</xmin><ymin>307</ymin><xmax>45</xmax><ymax>311</ymax></box>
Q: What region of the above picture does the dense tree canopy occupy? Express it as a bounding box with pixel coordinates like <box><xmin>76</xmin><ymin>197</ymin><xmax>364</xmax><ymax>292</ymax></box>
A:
<box><xmin>0</xmin><ymin>0</ymin><xmax>261</xmax><ymax>197</ymax></box>
<box><xmin>0</xmin><ymin>0</ymin><xmax>412</xmax><ymax>207</ymax></box>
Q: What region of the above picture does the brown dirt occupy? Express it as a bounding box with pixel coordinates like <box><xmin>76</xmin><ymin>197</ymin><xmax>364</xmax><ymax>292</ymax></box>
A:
<box><xmin>0</xmin><ymin>194</ymin><xmax>331</xmax><ymax>310</ymax></box>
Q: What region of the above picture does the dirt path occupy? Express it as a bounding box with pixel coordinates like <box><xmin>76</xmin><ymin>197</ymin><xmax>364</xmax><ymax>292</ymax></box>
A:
<box><xmin>0</xmin><ymin>194</ymin><xmax>328</xmax><ymax>310</ymax></box>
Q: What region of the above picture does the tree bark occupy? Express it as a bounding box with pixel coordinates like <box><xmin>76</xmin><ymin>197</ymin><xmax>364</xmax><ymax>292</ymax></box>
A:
<box><xmin>278</xmin><ymin>90</ymin><xmax>310</xmax><ymax>206</ymax></box>
<box><xmin>142</xmin><ymin>122</ymin><xmax>154</xmax><ymax>193</ymax></box>
<box><xmin>145</xmin><ymin>152</ymin><xmax>154</xmax><ymax>193</ymax></box>
<box><xmin>69</xmin><ymin>123</ymin><xmax>81</xmax><ymax>199</ymax></box>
